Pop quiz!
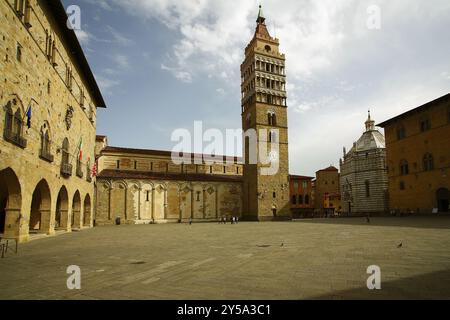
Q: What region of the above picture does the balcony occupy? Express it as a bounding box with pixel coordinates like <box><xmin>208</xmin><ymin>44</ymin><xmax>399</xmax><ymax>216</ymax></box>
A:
<box><xmin>39</xmin><ymin>149</ymin><xmax>54</xmax><ymax>163</ymax></box>
<box><xmin>4</xmin><ymin>130</ymin><xmax>27</xmax><ymax>149</ymax></box>
<box><xmin>61</xmin><ymin>163</ymin><xmax>73</xmax><ymax>177</ymax></box>
<box><xmin>76</xmin><ymin>165</ymin><xmax>84</xmax><ymax>178</ymax></box>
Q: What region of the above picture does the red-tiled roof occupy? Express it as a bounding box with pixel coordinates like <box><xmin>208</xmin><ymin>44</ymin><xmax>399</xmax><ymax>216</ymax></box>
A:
<box><xmin>289</xmin><ymin>175</ymin><xmax>314</xmax><ymax>180</ymax></box>
<box><xmin>101</xmin><ymin>146</ymin><xmax>243</xmax><ymax>163</ymax></box>
<box><xmin>317</xmin><ymin>166</ymin><xmax>339</xmax><ymax>173</ymax></box>
<box><xmin>98</xmin><ymin>169</ymin><xmax>243</xmax><ymax>183</ymax></box>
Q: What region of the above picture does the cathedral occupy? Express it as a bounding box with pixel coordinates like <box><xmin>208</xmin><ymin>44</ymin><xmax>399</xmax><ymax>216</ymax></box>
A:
<box><xmin>94</xmin><ymin>6</ymin><xmax>291</xmax><ymax>224</ymax></box>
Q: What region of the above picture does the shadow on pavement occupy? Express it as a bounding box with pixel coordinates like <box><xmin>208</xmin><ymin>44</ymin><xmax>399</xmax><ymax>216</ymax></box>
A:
<box><xmin>309</xmin><ymin>268</ymin><xmax>450</xmax><ymax>300</ymax></box>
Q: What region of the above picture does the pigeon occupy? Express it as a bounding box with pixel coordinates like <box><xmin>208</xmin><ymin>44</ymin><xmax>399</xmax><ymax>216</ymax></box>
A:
<box><xmin>397</xmin><ymin>242</ymin><xmax>403</xmax><ymax>248</ymax></box>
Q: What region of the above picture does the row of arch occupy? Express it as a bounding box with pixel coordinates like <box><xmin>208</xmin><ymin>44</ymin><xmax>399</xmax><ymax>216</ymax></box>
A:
<box><xmin>96</xmin><ymin>179</ymin><xmax>242</xmax><ymax>224</ymax></box>
<box><xmin>0</xmin><ymin>167</ymin><xmax>92</xmax><ymax>238</ymax></box>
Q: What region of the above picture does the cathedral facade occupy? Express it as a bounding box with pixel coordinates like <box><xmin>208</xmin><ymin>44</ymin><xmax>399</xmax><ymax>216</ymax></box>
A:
<box><xmin>340</xmin><ymin>113</ymin><xmax>389</xmax><ymax>215</ymax></box>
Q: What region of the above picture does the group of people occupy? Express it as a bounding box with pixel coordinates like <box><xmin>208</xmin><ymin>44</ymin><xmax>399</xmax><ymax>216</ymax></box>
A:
<box><xmin>219</xmin><ymin>216</ymin><xmax>239</xmax><ymax>224</ymax></box>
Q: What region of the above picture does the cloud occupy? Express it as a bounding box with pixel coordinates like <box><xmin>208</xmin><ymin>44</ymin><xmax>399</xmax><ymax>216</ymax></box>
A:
<box><xmin>83</xmin><ymin>0</ymin><xmax>450</xmax><ymax>175</ymax></box>
<box><xmin>113</xmin><ymin>54</ymin><xmax>130</xmax><ymax>69</ymax></box>
<box><xmin>74</xmin><ymin>29</ymin><xmax>91</xmax><ymax>45</ymax></box>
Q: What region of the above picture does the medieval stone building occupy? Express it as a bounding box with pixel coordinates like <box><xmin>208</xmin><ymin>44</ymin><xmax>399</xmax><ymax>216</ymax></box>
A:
<box><xmin>241</xmin><ymin>6</ymin><xmax>290</xmax><ymax>221</ymax></box>
<box><xmin>0</xmin><ymin>0</ymin><xmax>105</xmax><ymax>242</ymax></box>
<box><xmin>340</xmin><ymin>113</ymin><xmax>388</xmax><ymax>215</ymax></box>
<box><xmin>95</xmin><ymin>136</ymin><xmax>243</xmax><ymax>224</ymax></box>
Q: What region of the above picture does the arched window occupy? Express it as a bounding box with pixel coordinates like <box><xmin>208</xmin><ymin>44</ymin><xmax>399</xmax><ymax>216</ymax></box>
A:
<box><xmin>400</xmin><ymin>160</ymin><xmax>409</xmax><ymax>176</ymax></box>
<box><xmin>298</xmin><ymin>195</ymin><xmax>303</xmax><ymax>205</ymax></box>
<box><xmin>292</xmin><ymin>195</ymin><xmax>297</xmax><ymax>205</ymax></box>
<box><xmin>61</xmin><ymin>138</ymin><xmax>72</xmax><ymax>176</ymax></box>
<box><xmin>272</xmin><ymin>113</ymin><xmax>277</xmax><ymax>126</ymax></box>
<box><xmin>423</xmin><ymin>153</ymin><xmax>434</xmax><ymax>171</ymax></box>
<box><xmin>13</xmin><ymin>109</ymin><xmax>23</xmax><ymax>137</ymax></box>
<box><xmin>305</xmin><ymin>195</ymin><xmax>310</xmax><ymax>205</ymax></box>
<box><xmin>40</xmin><ymin>126</ymin><xmax>53</xmax><ymax>162</ymax></box>
<box><xmin>269</xmin><ymin>130</ymin><xmax>277</xmax><ymax>143</ymax></box>
<box><xmin>4</xmin><ymin>102</ymin><xmax>13</xmax><ymax>136</ymax></box>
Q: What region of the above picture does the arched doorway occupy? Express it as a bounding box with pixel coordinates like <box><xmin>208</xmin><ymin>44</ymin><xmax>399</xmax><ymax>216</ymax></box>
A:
<box><xmin>437</xmin><ymin>188</ymin><xmax>449</xmax><ymax>213</ymax></box>
<box><xmin>72</xmin><ymin>191</ymin><xmax>81</xmax><ymax>228</ymax></box>
<box><xmin>56</xmin><ymin>186</ymin><xmax>69</xmax><ymax>230</ymax></box>
<box><xmin>30</xmin><ymin>179</ymin><xmax>51</xmax><ymax>234</ymax></box>
<box><xmin>83</xmin><ymin>194</ymin><xmax>91</xmax><ymax>226</ymax></box>
<box><xmin>0</xmin><ymin>168</ymin><xmax>22</xmax><ymax>235</ymax></box>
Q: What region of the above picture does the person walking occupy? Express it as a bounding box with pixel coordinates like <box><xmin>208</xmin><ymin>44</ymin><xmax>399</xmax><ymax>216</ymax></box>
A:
<box><xmin>189</xmin><ymin>217</ymin><xmax>193</xmax><ymax>225</ymax></box>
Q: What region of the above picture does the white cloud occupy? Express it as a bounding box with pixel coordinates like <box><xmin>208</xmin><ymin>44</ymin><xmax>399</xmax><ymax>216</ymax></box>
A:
<box><xmin>75</xmin><ymin>29</ymin><xmax>91</xmax><ymax>45</ymax></box>
<box><xmin>86</xmin><ymin>0</ymin><xmax>450</xmax><ymax>175</ymax></box>
<box><xmin>113</xmin><ymin>54</ymin><xmax>130</xmax><ymax>69</ymax></box>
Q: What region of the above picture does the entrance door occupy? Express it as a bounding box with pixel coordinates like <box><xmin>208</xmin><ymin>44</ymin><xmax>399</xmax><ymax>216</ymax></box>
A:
<box><xmin>272</xmin><ymin>209</ymin><xmax>277</xmax><ymax>217</ymax></box>
<box><xmin>437</xmin><ymin>188</ymin><xmax>449</xmax><ymax>212</ymax></box>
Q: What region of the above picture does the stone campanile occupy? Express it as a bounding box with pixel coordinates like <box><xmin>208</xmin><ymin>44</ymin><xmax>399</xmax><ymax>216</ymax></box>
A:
<box><xmin>241</xmin><ymin>6</ymin><xmax>290</xmax><ymax>221</ymax></box>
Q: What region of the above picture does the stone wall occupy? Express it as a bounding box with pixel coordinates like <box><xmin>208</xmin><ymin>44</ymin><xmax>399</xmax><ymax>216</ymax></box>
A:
<box><xmin>95</xmin><ymin>179</ymin><xmax>242</xmax><ymax>224</ymax></box>
<box><xmin>0</xmin><ymin>0</ymin><xmax>101</xmax><ymax>242</ymax></box>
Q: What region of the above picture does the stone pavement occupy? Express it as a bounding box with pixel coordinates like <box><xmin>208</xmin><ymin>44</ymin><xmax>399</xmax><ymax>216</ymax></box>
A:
<box><xmin>1</xmin><ymin>217</ymin><xmax>450</xmax><ymax>300</ymax></box>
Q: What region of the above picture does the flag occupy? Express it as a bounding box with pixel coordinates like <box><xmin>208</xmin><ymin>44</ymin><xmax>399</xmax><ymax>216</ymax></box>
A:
<box><xmin>78</xmin><ymin>137</ymin><xmax>83</xmax><ymax>161</ymax></box>
<box><xmin>92</xmin><ymin>162</ymin><xmax>97</xmax><ymax>177</ymax></box>
<box><xmin>26</xmin><ymin>105</ymin><xmax>32</xmax><ymax>129</ymax></box>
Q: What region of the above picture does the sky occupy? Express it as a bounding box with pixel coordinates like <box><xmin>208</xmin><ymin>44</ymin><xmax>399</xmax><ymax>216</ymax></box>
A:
<box><xmin>63</xmin><ymin>0</ymin><xmax>450</xmax><ymax>177</ymax></box>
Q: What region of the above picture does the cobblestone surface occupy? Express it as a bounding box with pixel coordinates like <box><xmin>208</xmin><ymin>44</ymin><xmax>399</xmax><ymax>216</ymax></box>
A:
<box><xmin>1</xmin><ymin>217</ymin><xmax>450</xmax><ymax>300</ymax></box>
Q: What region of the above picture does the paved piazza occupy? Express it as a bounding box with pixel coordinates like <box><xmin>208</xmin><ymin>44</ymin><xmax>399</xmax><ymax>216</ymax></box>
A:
<box><xmin>1</xmin><ymin>217</ymin><xmax>450</xmax><ymax>300</ymax></box>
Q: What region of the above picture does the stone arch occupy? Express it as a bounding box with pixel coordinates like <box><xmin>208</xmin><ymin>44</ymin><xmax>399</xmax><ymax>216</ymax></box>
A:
<box><xmin>153</xmin><ymin>183</ymin><xmax>167</xmax><ymax>220</ymax></box>
<box><xmin>71</xmin><ymin>190</ymin><xmax>81</xmax><ymax>228</ymax></box>
<box><xmin>0</xmin><ymin>168</ymin><xmax>22</xmax><ymax>236</ymax></box>
<box><xmin>55</xmin><ymin>186</ymin><xmax>69</xmax><ymax>230</ymax></box>
<box><xmin>83</xmin><ymin>194</ymin><xmax>92</xmax><ymax>226</ymax></box>
<box><xmin>203</xmin><ymin>184</ymin><xmax>217</xmax><ymax>219</ymax></box>
<box><xmin>126</xmin><ymin>181</ymin><xmax>140</xmax><ymax>221</ymax></box>
<box><xmin>29</xmin><ymin>179</ymin><xmax>52</xmax><ymax>234</ymax></box>
<box><xmin>166</xmin><ymin>182</ymin><xmax>180</xmax><ymax>220</ymax></box>
<box><xmin>111</xmin><ymin>180</ymin><xmax>127</xmax><ymax>221</ymax></box>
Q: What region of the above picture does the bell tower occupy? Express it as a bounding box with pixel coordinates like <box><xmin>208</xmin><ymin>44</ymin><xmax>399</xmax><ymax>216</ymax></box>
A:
<box><xmin>241</xmin><ymin>6</ymin><xmax>290</xmax><ymax>221</ymax></box>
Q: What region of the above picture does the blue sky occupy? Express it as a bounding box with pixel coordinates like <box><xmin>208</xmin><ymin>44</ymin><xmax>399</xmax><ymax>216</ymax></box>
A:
<box><xmin>63</xmin><ymin>0</ymin><xmax>450</xmax><ymax>176</ymax></box>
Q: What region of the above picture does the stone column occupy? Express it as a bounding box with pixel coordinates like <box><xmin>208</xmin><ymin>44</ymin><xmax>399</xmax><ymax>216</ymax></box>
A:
<box><xmin>202</xmin><ymin>189</ymin><xmax>206</xmax><ymax>219</ymax></box>
<box><xmin>39</xmin><ymin>208</ymin><xmax>54</xmax><ymax>235</ymax></box>
<box><xmin>58</xmin><ymin>209</ymin><xmax>69</xmax><ymax>231</ymax></box>
<box><xmin>151</xmin><ymin>187</ymin><xmax>155</xmax><ymax>222</ymax></box>
<box><xmin>72</xmin><ymin>205</ymin><xmax>82</xmax><ymax>229</ymax></box>
<box><xmin>3</xmin><ymin>208</ymin><xmax>24</xmax><ymax>241</ymax></box>
<box><xmin>164</xmin><ymin>187</ymin><xmax>168</xmax><ymax>220</ymax></box>
<box><xmin>137</xmin><ymin>187</ymin><xmax>141</xmax><ymax>221</ymax></box>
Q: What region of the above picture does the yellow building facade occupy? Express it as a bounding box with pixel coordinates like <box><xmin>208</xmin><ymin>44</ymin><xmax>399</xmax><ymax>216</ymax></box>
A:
<box><xmin>378</xmin><ymin>93</ymin><xmax>450</xmax><ymax>213</ymax></box>
<box><xmin>0</xmin><ymin>0</ymin><xmax>105</xmax><ymax>242</ymax></box>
